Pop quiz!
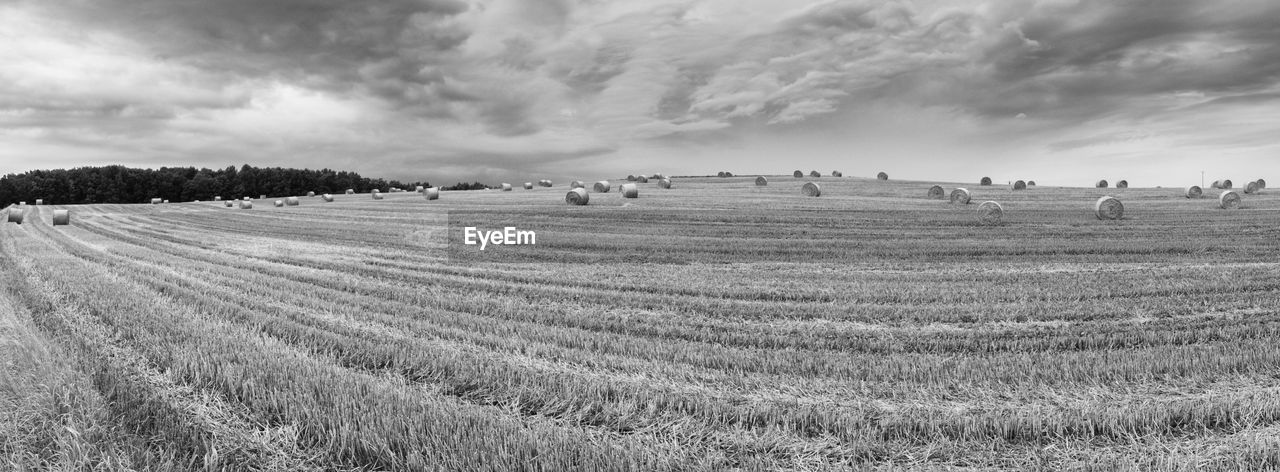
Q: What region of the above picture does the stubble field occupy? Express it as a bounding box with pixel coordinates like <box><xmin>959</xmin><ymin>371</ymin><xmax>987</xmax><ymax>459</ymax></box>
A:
<box><xmin>3</xmin><ymin>175</ymin><xmax>1280</xmax><ymax>471</ymax></box>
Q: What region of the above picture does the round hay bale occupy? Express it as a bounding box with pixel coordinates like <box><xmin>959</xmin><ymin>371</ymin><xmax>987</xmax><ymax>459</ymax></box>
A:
<box><xmin>634</xmin><ymin>176</ymin><xmax>649</xmax><ymax>183</ymax></box>
<box><xmin>809</xmin><ymin>170</ymin><xmax>821</xmax><ymax>178</ymax></box>
<box><xmin>151</xmin><ymin>198</ymin><xmax>162</xmax><ymax>204</ymax></box>
<box><xmin>724</xmin><ymin>172</ymin><xmax>734</xmax><ymax>177</ymax></box>
<box><xmin>162</xmin><ymin>200</ymin><xmax>169</xmax><ymax>204</ymax></box>
<box><xmin>1095</xmin><ymin>196</ymin><xmax>1123</xmax><ymax>220</ymax></box>
<box><xmin>523</xmin><ymin>182</ymin><xmax>533</xmax><ymax>190</ymax></box>
<box><xmin>35</xmin><ymin>199</ymin><xmax>43</xmax><ymax>205</ymax></box>
<box><xmin>1219</xmin><ymin>190</ymin><xmax>1241</xmax><ymax>209</ymax></box>
<box><xmin>1222</xmin><ymin>179</ymin><xmax>1233</xmax><ymax>189</ymax></box>
<box><xmin>501</xmin><ymin>183</ymin><xmax>512</xmax><ymax>191</ymax></box>
<box><xmin>415</xmin><ymin>186</ymin><xmax>425</xmax><ymax>193</ymax></box>
<box><xmin>322</xmin><ymin>194</ymin><xmax>335</xmax><ymax>202</ymax></box>
<box><xmin>307</xmin><ymin>191</ymin><xmax>316</xmax><ymax>197</ymax></box>
<box><xmin>801</xmin><ymin>182</ymin><xmax>821</xmax><ymax>197</ymax></box>
<box><xmin>620</xmin><ymin>183</ymin><xmax>639</xmax><ymax>198</ymax></box>
<box><xmin>877</xmin><ymin>172</ymin><xmax>888</xmax><ymax>180</ymax></box>
<box><xmin>273</xmin><ymin>200</ymin><xmax>284</xmax><ymax>207</ymax></box>
<box><xmin>1096</xmin><ymin>180</ymin><xmax>1108</xmax><ymax>188</ymax></box>
<box><xmin>345</xmin><ymin>189</ymin><xmax>355</xmax><ymax>195</ymax></box>
<box><xmin>950</xmin><ymin>188</ymin><xmax>971</xmax><ymax>204</ymax></box>
<box><xmin>425</xmin><ymin>188</ymin><xmax>440</xmax><ymax>200</ymax></box>
<box><xmin>977</xmin><ymin>201</ymin><xmax>1003</xmax><ymax>225</ymax></box>
<box><xmin>1013</xmin><ymin>180</ymin><xmax>1026</xmax><ymax>190</ymax></box>
<box><xmin>755</xmin><ymin>176</ymin><xmax>768</xmax><ymax>186</ymax></box>
<box><xmin>214</xmin><ymin>196</ymin><xmax>222</xmax><ymax>201</ymax></box>
<box><xmin>538</xmin><ymin>180</ymin><xmax>553</xmax><ymax>187</ymax></box>
<box><xmin>224</xmin><ymin>201</ymin><xmax>233</xmax><ymax>207</ymax></box>
<box><xmin>980</xmin><ymin>177</ymin><xmax>992</xmax><ymax>186</ymax></box>
<box><xmin>565</xmin><ymin>188</ymin><xmax>589</xmax><ymax>205</ymax></box>
<box><xmin>52</xmin><ymin>210</ymin><xmax>69</xmax><ymax>226</ymax></box>
<box><xmin>244</xmin><ymin>197</ymin><xmax>252</xmax><ymax>201</ymax></box>
<box><xmin>239</xmin><ymin>201</ymin><xmax>254</xmax><ymax>210</ymax></box>
<box><xmin>717</xmin><ymin>171</ymin><xmax>727</xmax><ymax>177</ymax></box>
<box><xmin>1116</xmin><ymin>180</ymin><xmax>1128</xmax><ymax>189</ymax></box>
<box><xmin>626</xmin><ymin>175</ymin><xmax>637</xmax><ymax>181</ymax></box>
<box><xmin>928</xmin><ymin>185</ymin><xmax>945</xmax><ymax>199</ymax></box>
<box><xmin>793</xmin><ymin>170</ymin><xmax>803</xmax><ymax>178</ymax></box>
<box><xmin>1257</xmin><ymin>178</ymin><xmax>1266</xmax><ymax>189</ymax></box>
<box><xmin>7</xmin><ymin>209</ymin><xmax>24</xmax><ymax>224</ymax></box>
<box><xmin>372</xmin><ymin>193</ymin><xmax>384</xmax><ymax>200</ymax></box>
<box><xmin>1245</xmin><ymin>181</ymin><xmax>1259</xmax><ymax>194</ymax></box>
<box><xmin>658</xmin><ymin>179</ymin><xmax>672</xmax><ymax>189</ymax></box>
<box><xmin>832</xmin><ymin>171</ymin><xmax>842</xmax><ymax>177</ymax></box>
<box><xmin>286</xmin><ymin>197</ymin><xmax>300</xmax><ymax>206</ymax></box>
<box><xmin>1027</xmin><ymin>181</ymin><xmax>1036</xmax><ymax>186</ymax></box>
<box><xmin>593</xmin><ymin>181</ymin><xmax>611</xmax><ymax>193</ymax></box>
<box><xmin>652</xmin><ymin>173</ymin><xmax>666</xmax><ymax>180</ymax></box>
<box><xmin>570</xmin><ymin>180</ymin><xmax>585</xmax><ymax>189</ymax></box>
<box><xmin>1211</xmin><ymin>180</ymin><xmax>1222</xmax><ymax>189</ymax></box>
<box><xmin>1185</xmin><ymin>186</ymin><xmax>1202</xmax><ymax>198</ymax></box>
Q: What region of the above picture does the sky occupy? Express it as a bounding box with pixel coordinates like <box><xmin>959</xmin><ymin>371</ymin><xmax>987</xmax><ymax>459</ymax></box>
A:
<box><xmin>1</xmin><ymin>0</ymin><xmax>1277</xmax><ymax>187</ymax></box>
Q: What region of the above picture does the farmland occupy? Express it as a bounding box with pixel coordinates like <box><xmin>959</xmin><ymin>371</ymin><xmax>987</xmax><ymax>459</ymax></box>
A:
<box><xmin>3</xmin><ymin>176</ymin><xmax>1280</xmax><ymax>471</ymax></box>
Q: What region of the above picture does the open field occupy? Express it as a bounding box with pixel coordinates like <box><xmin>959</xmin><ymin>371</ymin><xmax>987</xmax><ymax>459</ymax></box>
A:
<box><xmin>4</xmin><ymin>175</ymin><xmax>1280</xmax><ymax>471</ymax></box>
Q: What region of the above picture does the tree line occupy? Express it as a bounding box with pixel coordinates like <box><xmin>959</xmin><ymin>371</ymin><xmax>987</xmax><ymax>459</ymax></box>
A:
<box><xmin>0</xmin><ymin>165</ymin><xmax>490</xmax><ymax>205</ymax></box>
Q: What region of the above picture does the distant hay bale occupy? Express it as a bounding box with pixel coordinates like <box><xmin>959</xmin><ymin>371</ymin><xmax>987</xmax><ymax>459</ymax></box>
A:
<box><xmin>1219</xmin><ymin>190</ymin><xmax>1241</xmax><ymax>209</ymax></box>
<box><xmin>928</xmin><ymin>185</ymin><xmax>945</xmax><ymax>199</ymax></box>
<box><xmin>626</xmin><ymin>175</ymin><xmax>637</xmax><ymax>181</ymax></box>
<box><xmin>425</xmin><ymin>188</ymin><xmax>440</xmax><ymax>200</ymax></box>
<box><xmin>877</xmin><ymin>172</ymin><xmax>888</xmax><ymax>180</ymax></box>
<box><xmin>259</xmin><ymin>194</ymin><xmax>267</xmax><ymax>199</ymax></box>
<box><xmin>1245</xmin><ymin>181</ymin><xmax>1259</xmax><ymax>194</ymax></box>
<box><xmin>1096</xmin><ymin>180</ymin><xmax>1108</xmax><ymax>188</ymax></box>
<box><xmin>7</xmin><ymin>209</ymin><xmax>24</xmax><ymax>224</ymax></box>
<box><xmin>224</xmin><ymin>201</ymin><xmax>234</xmax><ymax>207</ymax></box>
<box><xmin>658</xmin><ymin>179</ymin><xmax>672</xmax><ymax>189</ymax></box>
<box><xmin>565</xmin><ymin>188</ymin><xmax>589</xmax><ymax>205</ymax></box>
<box><xmin>346</xmin><ymin>189</ymin><xmax>355</xmax><ymax>194</ymax></box>
<box><xmin>307</xmin><ymin>191</ymin><xmax>315</xmax><ymax>197</ymax></box>
<box><xmin>214</xmin><ymin>196</ymin><xmax>222</xmax><ymax>201</ymax></box>
<box><xmin>717</xmin><ymin>171</ymin><xmax>727</xmax><ymax>177</ymax></box>
<box><xmin>239</xmin><ymin>201</ymin><xmax>254</xmax><ymax>209</ymax></box>
<box><xmin>1211</xmin><ymin>180</ymin><xmax>1222</xmax><ymax>189</ymax></box>
<box><xmin>801</xmin><ymin>182</ymin><xmax>821</xmax><ymax>197</ymax></box>
<box><xmin>977</xmin><ymin>201</ymin><xmax>1003</xmax><ymax>225</ymax></box>
<box><xmin>1095</xmin><ymin>196</ymin><xmax>1123</xmax><ymax>220</ymax></box>
<box><xmin>1116</xmin><ymin>180</ymin><xmax>1128</xmax><ymax>188</ymax></box>
<box><xmin>523</xmin><ymin>182</ymin><xmax>533</xmax><ymax>190</ymax></box>
<box><xmin>1027</xmin><ymin>181</ymin><xmax>1036</xmax><ymax>186</ymax></box>
<box><xmin>372</xmin><ymin>193</ymin><xmax>384</xmax><ymax>200</ymax></box>
<box><xmin>755</xmin><ymin>176</ymin><xmax>768</xmax><ymax>186</ymax></box>
<box><xmin>570</xmin><ymin>180</ymin><xmax>585</xmax><ymax>189</ymax></box>
<box><xmin>1222</xmin><ymin>179</ymin><xmax>1233</xmax><ymax>189</ymax></box>
<box><xmin>809</xmin><ymin>170</ymin><xmax>821</xmax><ymax>178</ymax></box>
<box><xmin>35</xmin><ymin>199</ymin><xmax>43</xmax><ymax>205</ymax></box>
<box><xmin>322</xmin><ymin>194</ymin><xmax>335</xmax><ymax>202</ymax></box>
<box><xmin>832</xmin><ymin>171</ymin><xmax>842</xmax><ymax>177</ymax></box>
<box><xmin>1258</xmin><ymin>178</ymin><xmax>1267</xmax><ymax>189</ymax></box>
<box><xmin>1185</xmin><ymin>186</ymin><xmax>1202</xmax><ymax>198</ymax></box>
<box><xmin>950</xmin><ymin>188</ymin><xmax>971</xmax><ymax>204</ymax></box>
<box><xmin>501</xmin><ymin>183</ymin><xmax>512</xmax><ymax>191</ymax></box>
<box><xmin>620</xmin><ymin>183</ymin><xmax>639</xmax><ymax>198</ymax></box>
<box><xmin>538</xmin><ymin>180</ymin><xmax>553</xmax><ymax>187</ymax></box>
<box><xmin>652</xmin><ymin>173</ymin><xmax>666</xmax><ymax>180</ymax></box>
<box><xmin>274</xmin><ymin>200</ymin><xmax>284</xmax><ymax>207</ymax></box>
<box><xmin>52</xmin><ymin>210</ymin><xmax>69</xmax><ymax>226</ymax></box>
<box><xmin>724</xmin><ymin>172</ymin><xmax>734</xmax><ymax>177</ymax></box>
<box><xmin>151</xmin><ymin>198</ymin><xmax>162</xmax><ymax>204</ymax></box>
<box><xmin>416</xmin><ymin>186</ymin><xmax>424</xmax><ymax>193</ymax></box>
<box><xmin>980</xmin><ymin>177</ymin><xmax>992</xmax><ymax>186</ymax></box>
<box><xmin>286</xmin><ymin>197</ymin><xmax>299</xmax><ymax>206</ymax></box>
<box><xmin>163</xmin><ymin>200</ymin><xmax>169</xmax><ymax>204</ymax></box>
<box><xmin>793</xmin><ymin>170</ymin><xmax>803</xmax><ymax>178</ymax></box>
<box><xmin>593</xmin><ymin>181</ymin><xmax>611</xmax><ymax>192</ymax></box>
<box><xmin>635</xmin><ymin>176</ymin><xmax>649</xmax><ymax>183</ymax></box>
<box><xmin>1013</xmin><ymin>180</ymin><xmax>1026</xmax><ymax>190</ymax></box>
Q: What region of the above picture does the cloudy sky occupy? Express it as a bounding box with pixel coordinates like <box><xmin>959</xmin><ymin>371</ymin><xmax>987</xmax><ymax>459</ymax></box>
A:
<box><xmin>1</xmin><ymin>0</ymin><xmax>1277</xmax><ymax>186</ymax></box>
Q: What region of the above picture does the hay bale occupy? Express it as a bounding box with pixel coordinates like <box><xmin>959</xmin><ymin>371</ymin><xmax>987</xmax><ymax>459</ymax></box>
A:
<box><xmin>635</xmin><ymin>176</ymin><xmax>649</xmax><ymax>183</ymax></box>
<box><xmin>1186</xmin><ymin>186</ymin><xmax>1202</xmax><ymax>198</ymax></box>
<box><xmin>950</xmin><ymin>188</ymin><xmax>971</xmax><ymax>204</ymax></box>
<box><xmin>832</xmin><ymin>171</ymin><xmax>842</xmax><ymax>177</ymax></box>
<box><xmin>523</xmin><ymin>182</ymin><xmax>533</xmax><ymax>190</ymax></box>
<box><xmin>801</xmin><ymin>182</ymin><xmax>821</xmax><ymax>197</ymax></box>
<box><xmin>877</xmin><ymin>172</ymin><xmax>888</xmax><ymax>180</ymax></box>
<box><xmin>570</xmin><ymin>181</ymin><xmax>585</xmax><ymax>189</ymax></box>
<box><xmin>620</xmin><ymin>183</ymin><xmax>639</xmax><ymax>198</ymax></box>
<box><xmin>977</xmin><ymin>201</ymin><xmax>1003</xmax><ymax>225</ymax></box>
<box><xmin>626</xmin><ymin>175</ymin><xmax>637</xmax><ymax>181</ymax></box>
<box><xmin>7</xmin><ymin>209</ymin><xmax>23</xmax><ymax>224</ymax></box>
<box><xmin>274</xmin><ymin>200</ymin><xmax>284</xmax><ymax>207</ymax></box>
<box><xmin>425</xmin><ymin>188</ymin><xmax>440</xmax><ymax>200</ymax></box>
<box><xmin>501</xmin><ymin>183</ymin><xmax>512</xmax><ymax>191</ymax></box>
<box><xmin>259</xmin><ymin>194</ymin><xmax>267</xmax><ymax>199</ymax></box>
<box><xmin>724</xmin><ymin>172</ymin><xmax>734</xmax><ymax>177</ymax></box>
<box><xmin>1219</xmin><ymin>190</ymin><xmax>1241</xmax><ymax>209</ymax></box>
<box><xmin>17</xmin><ymin>202</ymin><xmax>23</xmax><ymax>205</ymax></box>
<box><xmin>346</xmin><ymin>189</ymin><xmax>355</xmax><ymax>194</ymax></box>
<box><xmin>372</xmin><ymin>193</ymin><xmax>384</xmax><ymax>200</ymax></box>
<box><xmin>1258</xmin><ymin>178</ymin><xmax>1267</xmax><ymax>189</ymax></box>
<box><xmin>1211</xmin><ymin>180</ymin><xmax>1222</xmax><ymax>189</ymax></box>
<box><xmin>224</xmin><ymin>201</ymin><xmax>234</xmax><ymax>207</ymax></box>
<box><xmin>1013</xmin><ymin>180</ymin><xmax>1026</xmax><ymax>190</ymax></box>
<box><xmin>658</xmin><ymin>179</ymin><xmax>672</xmax><ymax>189</ymax></box>
<box><xmin>307</xmin><ymin>191</ymin><xmax>316</xmax><ymax>197</ymax></box>
<box><xmin>52</xmin><ymin>210</ymin><xmax>69</xmax><ymax>226</ymax></box>
<box><xmin>593</xmin><ymin>181</ymin><xmax>611</xmax><ymax>192</ymax></box>
<box><xmin>565</xmin><ymin>188</ymin><xmax>589</xmax><ymax>205</ymax></box>
<box><xmin>652</xmin><ymin>173</ymin><xmax>666</xmax><ymax>180</ymax></box>
<box><xmin>239</xmin><ymin>201</ymin><xmax>254</xmax><ymax>209</ymax></box>
<box><xmin>1095</xmin><ymin>196</ymin><xmax>1123</xmax><ymax>220</ymax></box>
<box><xmin>980</xmin><ymin>177</ymin><xmax>992</xmax><ymax>186</ymax></box>
<box><xmin>286</xmin><ymin>197</ymin><xmax>300</xmax><ymax>206</ymax></box>
<box><xmin>1096</xmin><ymin>180</ymin><xmax>1108</xmax><ymax>188</ymax></box>
<box><xmin>1116</xmin><ymin>180</ymin><xmax>1128</xmax><ymax>189</ymax></box>
<box><xmin>539</xmin><ymin>180</ymin><xmax>553</xmax><ymax>187</ymax></box>
<box><xmin>244</xmin><ymin>197</ymin><xmax>252</xmax><ymax>201</ymax></box>
<box><xmin>809</xmin><ymin>170</ymin><xmax>821</xmax><ymax>178</ymax></box>
<box><xmin>928</xmin><ymin>185</ymin><xmax>945</xmax><ymax>199</ymax></box>
<box><xmin>1027</xmin><ymin>181</ymin><xmax>1036</xmax><ymax>186</ymax></box>
<box><xmin>755</xmin><ymin>176</ymin><xmax>768</xmax><ymax>186</ymax></box>
<box><xmin>151</xmin><ymin>198</ymin><xmax>162</xmax><ymax>204</ymax></box>
<box><xmin>214</xmin><ymin>196</ymin><xmax>222</xmax><ymax>201</ymax></box>
<box><xmin>793</xmin><ymin>170</ymin><xmax>803</xmax><ymax>178</ymax></box>
<box><xmin>35</xmin><ymin>199</ymin><xmax>43</xmax><ymax>205</ymax></box>
<box><xmin>1222</xmin><ymin>179</ymin><xmax>1233</xmax><ymax>189</ymax></box>
<box><xmin>415</xmin><ymin>186</ymin><xmax>424</xmax><ymax>193</ymax></box>
<box><xmin>322</xmin><ymin>194</ymin><xmax>335</xmax><ymax>202</ymax></box>
<box><xmin>163</xmin><ymin>200</ymin><xmax>169</xmax><ymax>204</ymax></box>
<box><xmin>717</xmin><ymin>171</ymin><xmax>727</xmax><ymax>177</ymax></box>
<box><xmin>1245</xmin><ymin>181</ymin><xmax>1259</xmax><ymax>194</ymax></box>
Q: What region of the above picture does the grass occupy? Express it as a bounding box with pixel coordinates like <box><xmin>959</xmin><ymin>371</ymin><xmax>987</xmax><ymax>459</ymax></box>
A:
<box><xmin>1</xmin><ymin>177</ymin><xmax>1279</xmax><ymax>470</ymax></box>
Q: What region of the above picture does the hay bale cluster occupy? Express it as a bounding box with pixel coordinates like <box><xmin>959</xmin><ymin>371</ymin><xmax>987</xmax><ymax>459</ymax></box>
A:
<box><xmin>832</xmin><ymin>171</ymin><xmax>842</xmax><ymax>177</ymax></box>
